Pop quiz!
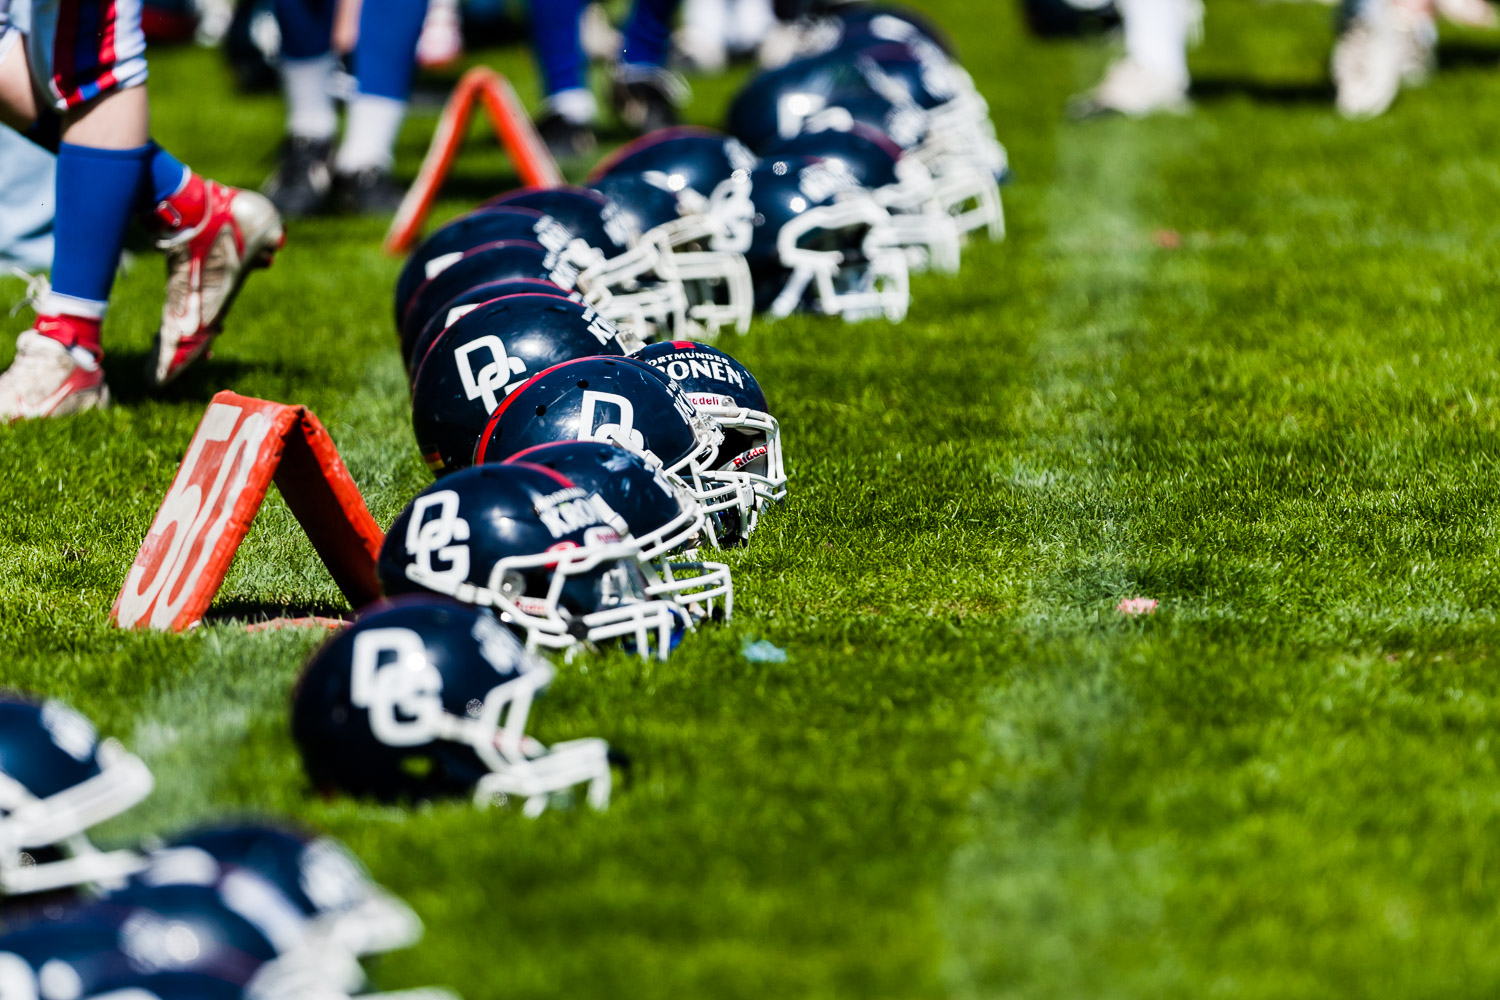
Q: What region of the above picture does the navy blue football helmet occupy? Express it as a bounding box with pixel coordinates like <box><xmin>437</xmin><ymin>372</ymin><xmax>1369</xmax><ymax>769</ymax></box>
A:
<box><xmin>409</xmin><ymin>295</ymin><xmax>633</xmax><ymax>477</ymax></box>
<box><xmin>378</xmin><ymin>468</ymin><xmax>682</xmax><ymax>659</ymax></box>
<box><xmin>82</xmin><ymin>972</ymin><xmax>248</xmax><ymax>1000</ymax></box>
<box><xmin>631</xmin><ymin>341</ymin><xmax>786</xmax><ymax>543</ymax></box>
<box><xmin>293</xmin><ymin>597</ymin><xmax>613</xmax><ymax>812</ymax></box>
<box><xmin>590</xmin><ymin>173</ymin><xmax>753</xmax><ymax>337</ymax></box>
<box><xmin>731</xmin><ymin>45</ymin><xmax>1004</xmax><ymax>241</ymax></box>
<box><xmin>2</xmin><ymin>860</ymin><xmax>354</xmax><ymax>996</ymax></box>
<box><xmin>710</xmin><ymin>155</ymin><xmax>908</xmax><ymax>322</ymax></box>
<box><xmin>815</xmin><ymin>2</ymin><xmax>959</xmax><ymax>56</ymax></box>
<box><xmin>765</xmin><ymin>125</ymin><xmax>959</xmax><ymax>273</ymax></box>
<box><xmin>501</xmin><ymin>442</ymin><xmax>733</xmax><ymax>620</ymax></box>
<box><xmin>394</xmin><ymin>206</ymin><xmax>578</xmax><ymax>335</ymax></box>
<box><xmin>0</xmin><ymin>695</ymin><xmax>152</xmax><ymax>897</ymax></box>
<box><xmin>405</xmin><ymin>278</ymin><xmax>581</xmax><ymax>382</ymax></box>
<box><xmin>472</xmin><ymin>358</ymin><xmax>746</xmax><ymax>544</ymax></box>
<box><xmin>159</xmin><ymin>822</ymin><xmax>420</xmax><ymax>958</ymax></box>
<box><xmin>587</xmin><ymin>126</ymin><xmax>759</xmax><ymax>200</ymax></box>
<box><xmin>486</xmin><ymin>187</ymin><xmax>689</xmax><ymax>339</ymax></box>
<box><xmin>398</xmin><ymin>241</ymin><xmax>583</xmax><ymax>368</ymax></box>
<box><xmin>728</xmin><ymin>58</ymin><xmax>929</xmax><ymax>153</ymax></box>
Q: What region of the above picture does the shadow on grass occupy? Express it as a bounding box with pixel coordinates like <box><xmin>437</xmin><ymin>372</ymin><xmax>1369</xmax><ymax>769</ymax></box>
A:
<box><xmin>201</xmin><ymin>598</ymin><xmax>352</xmax><ymax>627</ymax></box>
<box><xmin>1190</xmin><ymin>77</ymin><xmax>1336</xmax><ymax>105</ymax></box>
<box><xmin>102</xmin><ymin>352</ymin><xmax>313</xmax><ymax>407</ymax></box>
<box><xmin>1436</xmin><ymin>38</ymin><xmax>1500</xmax><ymax>71</ymax></box>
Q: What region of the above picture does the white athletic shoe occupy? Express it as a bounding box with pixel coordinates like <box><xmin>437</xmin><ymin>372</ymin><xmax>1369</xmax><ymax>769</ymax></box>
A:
<box><xmin>0</xmin><ymin>332</ymin><xmax>109</xmax><ymax>421</ymax></box>
<box><xmin>1069</xmin><ymin>57</ymin><xmax>1190</xmax><ymax>119</ymax></box>
<box><xmin>1333</xmin><ymin>2</ymin><xmax>1435</xmax><ymax>118</ymax></box>
<box><xmin>416</xmin><ymin>0</ymin><xmax>463</xmax><ymax>69</ymax></box>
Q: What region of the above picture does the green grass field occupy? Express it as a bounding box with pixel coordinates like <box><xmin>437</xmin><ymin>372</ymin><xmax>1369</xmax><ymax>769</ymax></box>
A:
<box><xmin>8</xmin><ymin>2</ymin><xmax>1500</xmax><ymax>996</ymax></box>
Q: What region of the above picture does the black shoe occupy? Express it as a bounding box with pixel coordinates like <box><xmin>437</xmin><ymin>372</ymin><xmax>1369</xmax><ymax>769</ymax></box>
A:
<box><xmin>611</xmin><ymin>66</ymin><xmax>689</xmax><ymax>134</ymax></box>
<box><xmin>262</xmin><ymin>136</ymin><xmax>333</xmax><ymax>219</ymax></box>
<box><xmin>331</xmin><ymin>167</ymin><xmax>406</xmax><ymax>216</ymax></box>
<box><xmin>534</xmin><ymin>111</ymin><xmax>598</xmax><ymax>161</ymax></box>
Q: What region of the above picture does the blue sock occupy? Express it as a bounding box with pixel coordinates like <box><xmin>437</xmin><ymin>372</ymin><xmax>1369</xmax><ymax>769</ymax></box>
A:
<box><xmin>352</xmin><ymin>0</ymin><xmax>428</xmax><ymax>101</ymax></box>
<box><xmin>274</xmin><ymin>0</ymin><xmax>335</xmax><ymax>59</ymax></box>
<box><xmin>530</xmin><ymin>0</ymin><xmax>588</xmax><ymax>96</ymax></box>
<box><xmin>621</xmin><ymin>0</ymin><xmax>681</xmax><ymax>67</ymax></box>
<box><xmin>50</xmin><ymin>142</ymin><xmax>152</xmax><ymax>310</ymax></box>
<box><xmin>145</xmin><ymin>142</ymin><xmax>189</xmax><ymax>205</ymax></box>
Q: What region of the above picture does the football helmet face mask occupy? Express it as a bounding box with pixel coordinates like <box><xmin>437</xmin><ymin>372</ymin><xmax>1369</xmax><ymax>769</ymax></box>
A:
<box><xmin>0</xmin><ymin>696</ymin><xmax>152</xmax><ymax>897</ymax></box>
<box><xmin>159</xmin><ymin>823</ymin><xmax>421</xmax><ymax>959</ymax></box>
<box><xmin>590</xmin><ymin>172</ymin><xmax>754</xmax><ymax>337</ymax></box>
<box><xmin>394</xmin><ymin>206</ymin><xmax>579</xmax><ymax>334</ymax></box>
<box><xmin>836</xmin><ymin>39</ymin><xmax>1008</xmax><ymax>237</ymax></box>
<box><xmin>503</xmin><ymin>442</ymin><xmax>733</xmax><ymax>621</ymax></box>
<box><xmin>764</xmin><ymin>124</ymin><xmax>960</xmax><ymax>273</ymax></box>
<box><xmin>730</xmin><ymin>48</ymin><xmax>1004</xmax><ymax>244</ymax></box>
<box><xmin>631</xmin><ymin>341</ymin><xmax>787</xmax><ymax>543</ymax></box>
<box><xmin>410</xmin><ymin>295</ymin><xmax>632</xmax><ymax>476</ymax></box>
<box><xmin>473</xmin><ymin>358</ymin><xmax>743</xmax><ymax>545</ymax></box>
<box><xmin>378</xmin><ymin>467</ymin><xmax>682</xmax><ymax>660</ymax></box>
<box><xmin>293</xmin><ymin>597</ymin><xmax>612</xmax><ymax>814</ymax></box>
<box><xmin>486</xmin><ymin>187</ymin><xmax>689</xmax><ymax>341</ymax></box>
<box><xmin>714</xmin><ymin>155</ymin><xmax>909</xmax><ymax>323</ymax></box>
<box><xmin>399</xmin><ymin>241</ymin><xmax>584</xmax><ymax>370</ymax></box>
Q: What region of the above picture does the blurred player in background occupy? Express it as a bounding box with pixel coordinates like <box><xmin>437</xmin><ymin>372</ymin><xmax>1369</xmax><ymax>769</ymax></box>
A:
<box><xmin>263</xmin><ymin>0</ymin><xmax>430</xmax><ymax>216</ymax></box>
<box><xmin>0</xmin><ymin>0</ymin><xmax>284</xmax><ymax>418</ymax></box>
<box><xmin>676</xmin><ymin>0</ymin><xmax>776</xmax><ymax>72</ymax></box>
<box><xmin>532</xmin><ymin>0</ymin><xmax>688</xmax><ymax>158</ymax></box>
<box><xmin>1070</xmin><ymin>0</ymin><xmax>1494</xmax><ymax>120</ymax></box>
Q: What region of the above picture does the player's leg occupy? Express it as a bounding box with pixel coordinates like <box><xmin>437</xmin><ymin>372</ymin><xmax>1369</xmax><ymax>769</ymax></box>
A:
<box><xmin>263</xmin><ymin>0</ymin><xmax>338</xmax><ymax>217</ymax></box>
<box><xmin>614</xmin><ymin>0</ymin><xmax>687</xmax><ymax>133</ymax></box>
<box><xmin>0</xmin><ymin>0</ymin><xmax>284</xmax><ymax>417</ymax></box>
<box><xmin>1069</xmin><ymin>0</ymin><xmax>1194</xmax><ymax>117</ymax></box>
<box><xmin>529</xmin><ymin>0</ymin><xmax>596</xmax><ymax>159</ymax></box>
<box><xmin>331</xmin><ymin>0</ymin><xmax>427</xmax><ymax>213</ymax></box>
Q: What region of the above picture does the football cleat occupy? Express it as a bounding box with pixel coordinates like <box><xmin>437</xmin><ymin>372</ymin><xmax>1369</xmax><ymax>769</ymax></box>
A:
<box><xmin>262</xmin><ymin>135</ymin><xmax>333</xmax><ymax>219</ymax></box>
<box><xmin>332</xmin><ymin>166</ymin><xmax>407</xmax><ymax>216</ymax></box>
<box><xmin>150</xmin><ymin>179</ymin><xmax>285</xmax><ymax>386</ymax></box>
<box><xmin>534</xmin><ymin>110</ymin><xmax>599</xmax><ymax>161</ymax></box>
<box><xmin>416</xmin><ymin>0</ymin><xmax>463</xmax><ymax>69</ymax></box>
<box><xmin>612</xmin><ymin>65</ymin><xmax>690</xmax><ymax>135</ymax></box>
<box><xmin>1332</xmin><ymin>0</ymin><xmax>1435</xmax><ymax>119</ymax></box>
<box><xmin>1069</xmin><ymin>57</ymin><xmax>1190</xmax><ymax>119</ymax></box>
<box><xmin>0</xmin><ymin>331</ymin><xmax>110</xmax><ymax>421</ymax></box>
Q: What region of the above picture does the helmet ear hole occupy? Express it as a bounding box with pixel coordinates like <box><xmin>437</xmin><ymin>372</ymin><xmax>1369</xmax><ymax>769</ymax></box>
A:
<box><xmin>577</xmin><ymin>380</ymin><xmax>589</xmax><ymax>388</ymax></box>
<box><xmin>535</xmin><ymin>405</ymin><xmax>547</xmax><ymax>416</ymax></box>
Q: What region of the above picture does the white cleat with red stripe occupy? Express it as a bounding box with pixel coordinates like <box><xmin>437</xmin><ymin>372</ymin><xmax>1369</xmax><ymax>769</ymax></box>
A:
<box><xmin>0</xmin><ymin>332</ymin><xmax>110</xmax><ymax>421</ymax></box>
<box><xmin>149</xmin><ymin>179</ymin><xmax>285</xmax><ymax>386</ymax></box>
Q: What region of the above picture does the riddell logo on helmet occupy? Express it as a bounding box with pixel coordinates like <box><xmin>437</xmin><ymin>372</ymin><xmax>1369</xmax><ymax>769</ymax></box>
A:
<box><xmin>731</xmin><ymin>445</ymin><xmax>770</xmax><ymax>471</ymax></box>
<box><xmin>688</xmin><ymin>393</ymin><xmax>735</xmax><ymax>410</ymax></box>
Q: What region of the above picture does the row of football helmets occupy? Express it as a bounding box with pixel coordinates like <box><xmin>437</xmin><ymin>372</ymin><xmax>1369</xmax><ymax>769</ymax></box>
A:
<box><xmin>289</xmin><ymin>1</ymin><xmax>1006</xmax><ymax>808</ymax></box>
<box><xmin>0</xmin><ymin>8</ymin><xmax>1005</xmax><ymax>996</ymax></box>
<box><xmin>0</xmin><ymin>694</ymin><xmax>454</xmax><ymax>1000</ymax></box>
